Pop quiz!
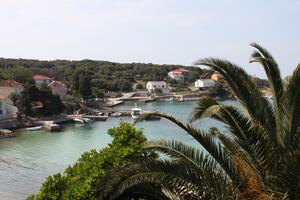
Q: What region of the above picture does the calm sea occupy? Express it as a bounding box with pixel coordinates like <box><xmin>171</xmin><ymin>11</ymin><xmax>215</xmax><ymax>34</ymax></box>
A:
<box><xmin>0</xmin><ymin>100</ymin><xmax>232</xmax><ymax>200</ymax></box>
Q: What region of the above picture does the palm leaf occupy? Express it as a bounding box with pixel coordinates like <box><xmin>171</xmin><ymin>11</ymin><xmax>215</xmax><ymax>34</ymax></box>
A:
<box><xmin>136</xmin><ymin>112</ymin><xmax>240</xmax><ymax>185</ymax></box>
<box><xmin>194</xmin><ymin>57</ymin><xmax>275</xmax><ymax>136</ymax></box>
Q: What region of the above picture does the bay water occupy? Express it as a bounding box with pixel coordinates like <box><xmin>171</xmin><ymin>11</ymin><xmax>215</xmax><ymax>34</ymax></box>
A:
<box><xmin>0</xmin><ymin>101</ymin><xmax>230</xmax><ymax>200</ymax></box>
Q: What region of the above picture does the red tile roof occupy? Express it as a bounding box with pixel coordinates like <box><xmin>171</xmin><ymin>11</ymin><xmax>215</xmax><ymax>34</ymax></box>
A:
<box><xmin>0</xmin><ymin>80</ymin><xmax>23</xmax><ymax>87</ymax></box>
<box><xmin>170</xmin><ymin>68</ymin><xmax>190</xmax><ymax>73</ymax></box>
<box><xmin>48</xmin><ymin>81</ymin><xmax>68</xmax><ymax>88</ymax></box>
<box><xmin>33</xmin><ymin>75</ymin><xmax>52</xmax><ymax>80</ymax></box>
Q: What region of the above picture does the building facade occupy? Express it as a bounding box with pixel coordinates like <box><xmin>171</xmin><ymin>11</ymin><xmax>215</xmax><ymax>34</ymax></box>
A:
<box><xmin>211</xmin><ymin>71</ymin><xmax>222</xmax><ymax>81</ymax></box>
<box><xmin>48</xmin><ymin>81</ymin><xmax>68</xmax><ymax>99</ymax></box>
<box><xmin>194</xmin><ymin>79</ymin><xmax>215</xmax><ymax>89</ymax></box>
<box><xmin>33</xmin><ymin>75</ymin><xmax>52</xmax><ymax>85</ymax></box>
<box><xmin>146</xmin><ymin>81</ymin><xmax>170</xmax><ymax>94</ymax></box>
<box><xmin>168</xmin><ymin>68</ymin><xmax>190</xmax><ymax>81</ymax></box>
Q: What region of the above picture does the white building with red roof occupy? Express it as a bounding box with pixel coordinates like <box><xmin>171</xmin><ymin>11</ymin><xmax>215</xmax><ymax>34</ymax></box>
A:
<box><xmin>168</xmin><ymin>68</ymin><xmax>190</xmax><ymax>81</ymax></box>
<box><xmin>48</xmin><ymin>81</ymin><xmax>69</xmax><ymax>99</ymax></box>
<box><xmin>33</xmin><ymin>75</ymin><xmax>52</xmax><ymax>85</ymax></box>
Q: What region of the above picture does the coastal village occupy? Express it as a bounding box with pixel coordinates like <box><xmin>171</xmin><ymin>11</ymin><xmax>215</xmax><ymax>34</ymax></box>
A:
<box><xmin>0</xmin><ymin>65</ymin><xmax>271</xmax><ymax>138</ymax></box>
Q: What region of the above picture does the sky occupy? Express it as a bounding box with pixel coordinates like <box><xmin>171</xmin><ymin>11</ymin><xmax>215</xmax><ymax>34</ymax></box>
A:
<box><xmin>0</xmin><ymin>0</ymin><xmax>299</xmax><ymax>77</ymax></box>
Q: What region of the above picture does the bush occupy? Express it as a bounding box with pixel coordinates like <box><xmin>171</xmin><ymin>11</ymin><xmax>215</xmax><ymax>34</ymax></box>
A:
<box><xmin>30</xmin><ymin>123</ymin><xmax>147</xmax><ymax>200</ymax></box>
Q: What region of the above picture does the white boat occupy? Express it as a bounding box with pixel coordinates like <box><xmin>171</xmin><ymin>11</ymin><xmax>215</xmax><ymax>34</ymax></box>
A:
<box><xmin>131</xmin><ymin>104</ymin><xmax>144</xmax><ymax>119</ymax></box>
<box><xmin>82</xmin><ymin>118</ymin><xmax>93</xmax><ymax>123</ymax></box>
<box><xmin>111</xmin><ymin>112</ymin><xmax>122</xmax><ymax>117</ymax></box>
<box><xmin>26</xmin><ymin>126</ymin><xmax>43</xmax><ymax>131</ymax></box>
<box><xmin>73</xmin><ymin>118</ymin><xmax>85</xmax><ymax>124</ymax></box>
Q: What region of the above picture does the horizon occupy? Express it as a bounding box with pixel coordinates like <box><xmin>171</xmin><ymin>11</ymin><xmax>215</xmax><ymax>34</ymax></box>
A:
<box><xmin>1</xmin><ymin>0</ymin><xmax>300</xmax><ymax>78</ymax></box>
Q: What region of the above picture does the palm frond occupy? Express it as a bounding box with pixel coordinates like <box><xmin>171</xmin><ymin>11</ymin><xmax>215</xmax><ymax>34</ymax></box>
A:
<box><xmin>281</xmin><ymin>63</ymin><xmax>300</xmax><ymax>149</ymax></box>
<box><xmin>136</xmin><ymin>112</ymin><xmax>240</xmax><ymax>184</ymax></box>
<box><xmin>194</xmin><ymin>57</ymin><xmax>275</xmax><ymax>136</ymax></box>
<box><xmin>190</xmin><ymin>98</ymin><xmax>278</xmax><ymax>175</ymax></box>
<box><xmin>97</xmin><ymin>159</ymin><xmax>238</xmax><ymax>200</ymax></box>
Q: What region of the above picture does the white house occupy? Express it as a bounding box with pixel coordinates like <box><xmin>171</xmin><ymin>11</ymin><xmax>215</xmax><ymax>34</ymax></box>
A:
<box><xmin>0</xmin><ymin>96</ymin><xmax>17</xmax><ymax>120</ymax></box>
<box><xmin>146</xmin><ymin>81</ymin><xmax>170</xmax><ymax>94</ymax></box>
<box><xmin>194</xmin><ymin>79</ymin><xmax>215</xmax><ymax>89</ymax></box>
<box><xmin>33</xmin><ymin>75</ymin><xmax>52</xmax><ymax>85</ymax></box>
<box><xmin>168</xmin><ymin>68</ymin><xmax>190</xmax><ymax>81</ymax></box>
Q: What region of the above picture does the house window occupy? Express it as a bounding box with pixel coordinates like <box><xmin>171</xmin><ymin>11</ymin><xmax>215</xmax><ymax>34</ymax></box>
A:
<box><xmin>0</xmin><ymin>109</ymin><xmax>3</xmax><ymax>115</ymax></box>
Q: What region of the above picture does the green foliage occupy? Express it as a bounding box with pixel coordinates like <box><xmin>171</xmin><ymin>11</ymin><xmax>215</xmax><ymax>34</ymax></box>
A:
<box><xmin>92</xmin><ymin>87</ymin><xmax>104</xmax><ymax>98</ymax></box>
<box><xmin>16</xmin><ymin>85</ymin><xmax>64</xmax><ymax>117</ymax></box>
<box><xmin>135</xmin><ymin>82</ymin><xmax>145</xmax><ymax>90</ymax></box>
<box><xmin>9</xmin><ymin>92</ymin><xmax>19</xmax><ymax>106</ymax></box>
<box><xmin>1</xmin><ymin>65</ymin><xmax>33</xmax><ymax>83</ymax></box>
<box><xmin>71</xmin><ymin>69</ymin><xmax>93</xmax><ymax>100</ymax></box>
<box><xmin>0</xmin><ymin>58</ymin><xmax>206</xmax><ymax>93</ymax></box>
<box><xmin>31</xmin><ymin>122</ymin><xmax>147</xmax><ymax>200</ymax></box>
<box><xmin>208</xmin><ymin>79</ymin><xmax>232</xmax><ymax>99</ymax></box>
<box><xmin>62</xmin><ymin>95</ymin><xmax>80</xmax><ymax>114</ymax></box>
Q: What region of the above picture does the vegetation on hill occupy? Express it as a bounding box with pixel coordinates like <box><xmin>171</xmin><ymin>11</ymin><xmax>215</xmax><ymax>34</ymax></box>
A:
<box><xmin>0</xmin><ymin>58</ymin><xmax>202</xmax><ymax>87</ymax></box>
<box><xmin>95</xmin><ymin>44</ymin><xmax>300</xmax><ymax>199</ymax></box>
<box><xmin>28</xmin><ymin>122</ymin><xmax>149</xmax><ymax>200</ymax></box>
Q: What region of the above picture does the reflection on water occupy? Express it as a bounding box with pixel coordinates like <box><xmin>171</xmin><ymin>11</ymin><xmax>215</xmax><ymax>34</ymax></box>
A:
<box><xmin>0</xmin><ymin>100</ymin><xmax>235</xmax><ymax>200</ymax></box>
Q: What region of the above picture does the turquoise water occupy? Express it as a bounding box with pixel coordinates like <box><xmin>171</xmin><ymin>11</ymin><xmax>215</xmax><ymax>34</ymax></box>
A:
<box><xmin>0</xmin><ymin>101</ymin><xmax>228</xmax><ymax>200</ymax></box>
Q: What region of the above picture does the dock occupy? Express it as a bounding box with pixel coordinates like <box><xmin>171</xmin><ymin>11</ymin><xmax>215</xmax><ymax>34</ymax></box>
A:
<box><xmin>82</xmin><ymin>115</ymin><xmax>108</xmax><ymax>121</ymax></box>
<box><xmin>68</xmin><ymin>115</ymin><xmax>108</xmax><ymax>121</ymax></box>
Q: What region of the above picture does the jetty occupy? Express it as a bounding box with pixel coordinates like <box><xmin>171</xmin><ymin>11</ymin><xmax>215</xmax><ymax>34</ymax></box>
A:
<box><xmin>68</xmin><ymin>114</ymin><xmax>108</xmax><ymax>121</ymax></box>
<box><xmin>82</xmin><ymin>115</ymin><xmax>108</xmax><ymax>121</ymax></box>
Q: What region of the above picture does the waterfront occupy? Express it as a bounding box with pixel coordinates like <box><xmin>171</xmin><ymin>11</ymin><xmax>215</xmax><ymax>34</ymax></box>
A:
<box><xmin>0</xmin><ymin>101</ymin><xmax>226</xmax><ymax>200</ymax></box>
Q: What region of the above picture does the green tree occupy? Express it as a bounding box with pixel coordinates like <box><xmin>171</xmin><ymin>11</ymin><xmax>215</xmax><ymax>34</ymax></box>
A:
<box><xmin>98</xmin><ymin>43</ymin><xmax>300</xmax><ymax>200</ymax></box>
<box><xmin>15</xmin><ymin>85</ymin><xmax>64</xmax><ymax>117</ymax></box>
<box><xmin>208</xmin><ymin>79</ymin><xmax>232</xmax><ymax>99</ymax></box>
<box><xmin>92</xmin><ymin>87</ymin><xmax>104</xmax><ymax>98</ymax></box>
<box><xmin>71</xmin><ymin>69</ymin><xmax>93</xmax><ymax>101</ymax></box>
<box><xmin>79</xmin><ymin>73</ymin><xmax>92</xmax><ymax>101</ymax></box>
<box><xmin>135</xmin><ymin>82</ymin><xmax>145</xmax><ymax>90</ymax></box>
<box><xmin>31</xmin><ymin>123</ymin><xmax>149</xmax><ymax>200</ymax></box>
<box><xmin>1</xmin><ymin>65</ymin><xmax>33</xmax><ymax>83</ymax></box>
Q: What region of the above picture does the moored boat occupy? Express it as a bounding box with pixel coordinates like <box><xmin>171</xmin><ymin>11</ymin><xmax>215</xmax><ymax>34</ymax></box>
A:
<box><xmin>131</xmin><ymin>104</ymin><xmax>144</xmax><ymax>119</ymax></box>
<box><xmin>111</xmin><ymin>112</ymin><xmax>122</xmax><ymax>117</ymax></box>
<box><xmin>26</xmin><ymin>126</ymin><xmax>43</xmax><ymax>131</ymax></box>
<box><xmin>73</xmin><ymin>118</ymin><xmax>85</xmax><ymax>124</ymax></box>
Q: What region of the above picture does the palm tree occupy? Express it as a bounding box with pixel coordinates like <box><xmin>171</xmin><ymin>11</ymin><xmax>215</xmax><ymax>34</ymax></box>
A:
<box><xmin>96</xmin><ymin>43</ymin><xmax>300</xmax><ymax>200</ymax></box>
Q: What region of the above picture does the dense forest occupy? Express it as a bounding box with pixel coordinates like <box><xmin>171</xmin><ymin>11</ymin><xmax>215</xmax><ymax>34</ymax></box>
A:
<box><xmin>0</xmin><ymin>58</ymin><xmax>204</xmax><ymax>91</ymax></box>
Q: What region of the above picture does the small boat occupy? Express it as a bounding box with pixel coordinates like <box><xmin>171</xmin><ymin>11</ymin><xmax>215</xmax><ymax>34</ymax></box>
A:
<box><xmin>165</xmin><ymin>97</ymin><xmax>174</xmax><ymax>101</ymax></box>
<box><xmin>111</xmin><ymin>112</ymin><xmax>122</xmax><ymax>117</ymax></box>
<box><xmin>131</xmin><ymin>104</ymin><xmax>144</xmax><ymax>119</ymax></box>
<box><xmin>26</xmin><ymin>126</ymin><xmax>43</xmax><ymax>131</ymax></box>
<box><xmin>82</xmin><ymin>118</ymin><xmax>93</xmax><ymax>123</ymax></box>
<box><xmin>73</xmin><ymin>118</ymin><xmax>85</xmax><ymax>124</ymax></box>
